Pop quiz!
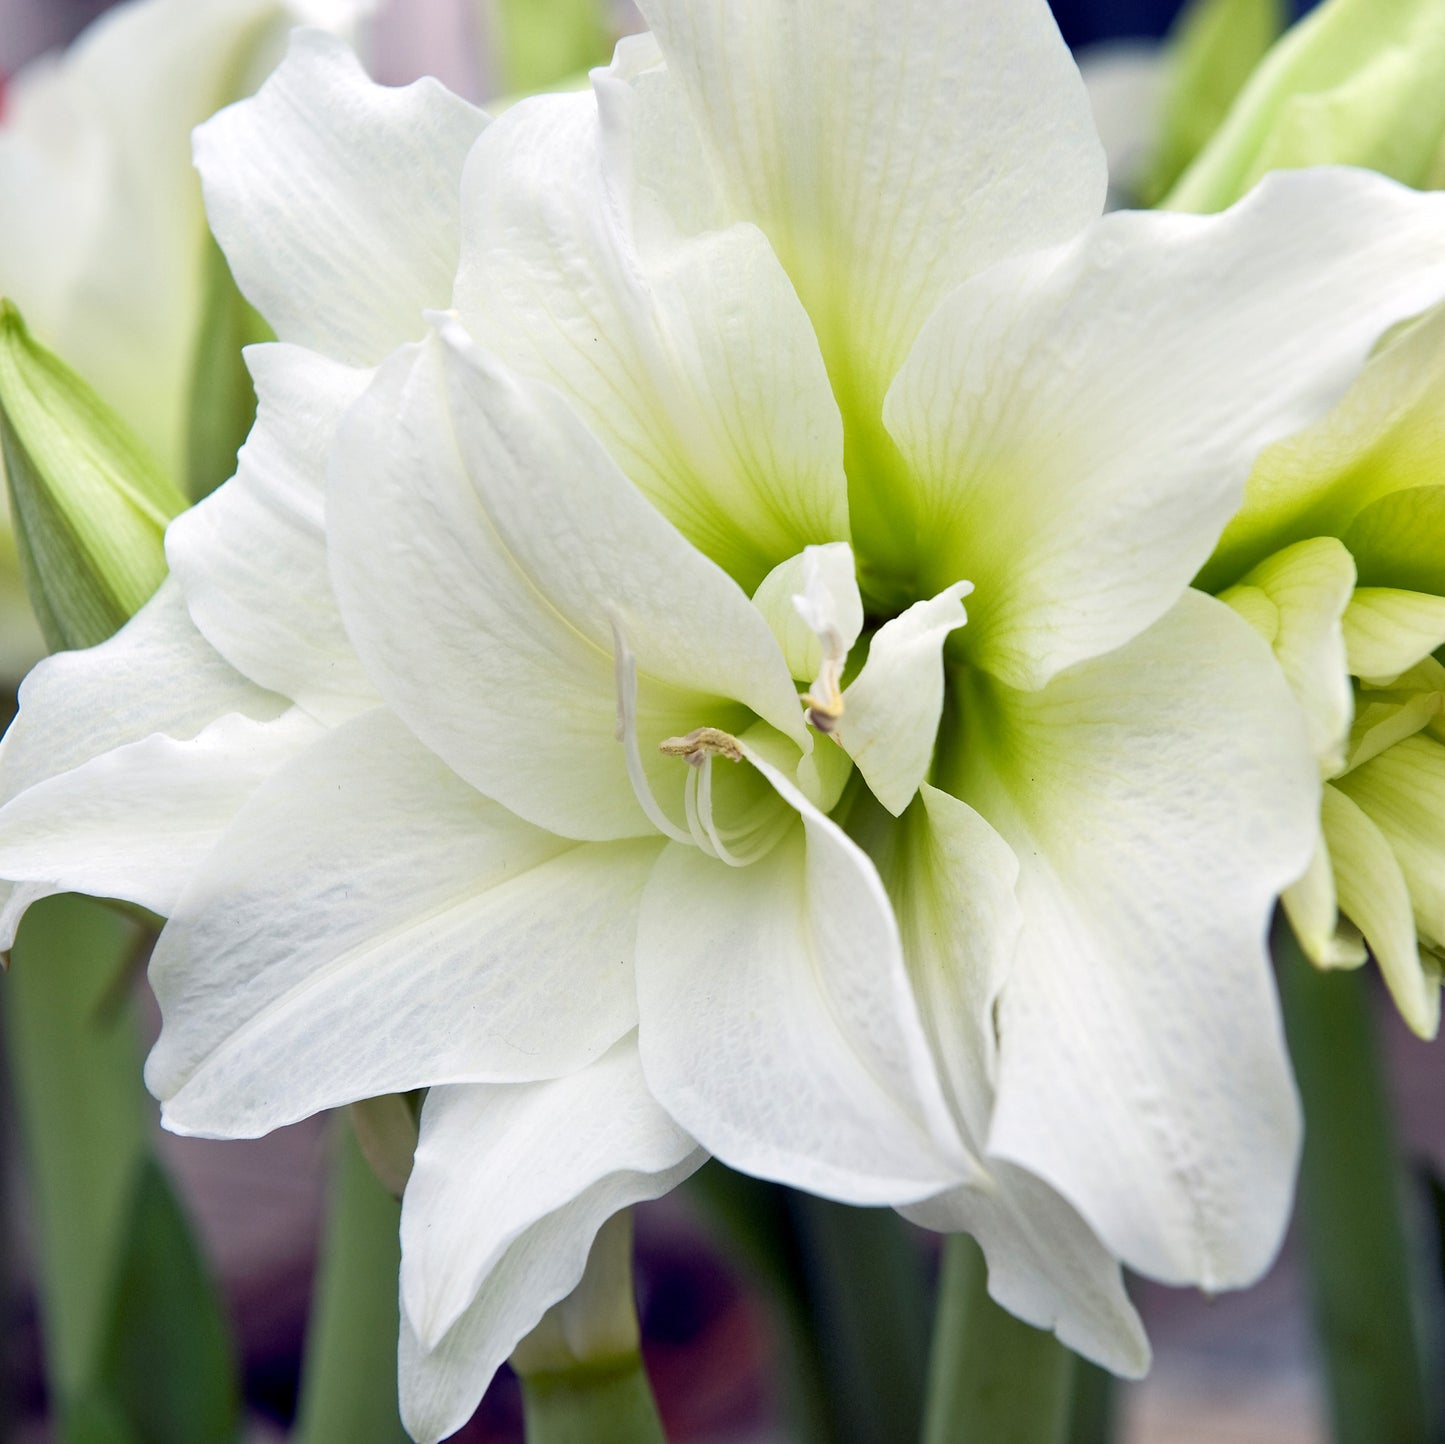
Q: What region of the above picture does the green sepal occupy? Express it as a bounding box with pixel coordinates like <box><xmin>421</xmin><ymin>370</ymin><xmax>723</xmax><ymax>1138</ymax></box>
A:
<box><xmin>1164</xmin><ymin>0</ymin><xmax>1445</xmax><ymax>213</ymax></box>
<box><xmin>184</xmin><ymin>233</ymin><xmax>270</xmax><ymax>503</ymax></box>
<box><xmin>0</xmin><ymin>299</ymin><xmax>187</xmax><ymax>652</ymax></box>
<box><xmin>1139</xmin><ymin>0</ymin><xmax>1287</xmax><ymax>207</ymax></box>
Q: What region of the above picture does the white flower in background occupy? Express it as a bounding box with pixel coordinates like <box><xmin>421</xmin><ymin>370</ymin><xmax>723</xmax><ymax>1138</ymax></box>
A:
<box><xmin>5</xmin><ymin>2</ymin><xmax>1445</xmax><ymax>1438</ymax></box>
<box><xmin>0</xmin><ymin>0</ymin><xmax>374</xmax><ymax>487</ymax></box>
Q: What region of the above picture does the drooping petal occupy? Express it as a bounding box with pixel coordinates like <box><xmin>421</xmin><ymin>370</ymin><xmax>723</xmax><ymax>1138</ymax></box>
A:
<box><xmin>1219</xmin><ymin>537</ymin><xmax>1355</xmax><ymax>776</ymax></box>
<box><xmin>838</xmin><ymin>584</ymin><xmax>971</xmax><ymax>815</ymax></box>
<box><xmin>951</xmin><ymin>592</ymin><xmax>1314</xmax><ymax>1288</ymax></box>
<box><xmin>328</xmin><ymin>326</ymin><xmax>807</xmax><ymax>843</ymax></box>
<box><xmin>1334</xmin><ymin>734</ymin><xmax>1445</xmax><ymax>1036</ymax></box>
<box><xmin>0</xmin><ymin>707</ymin><xmax>319</xmax><ymax>928</ymax></box>
<box><xmin>903</xmin><ymin>1165</ymin><xmax>1148</xmax><ymax>1377</ymax></box>
<box><xmin>451</xmin><ymin>86</ymin><xmax>848</xmax><ymax>592</ymax></box>
<box><xmin>194</xmin><ymin>28</ymin><xmax>487</xmax><ymax>366</ymax></box>
<box><xmin>1282</xmin><ymin>832</ymin><xmax>1367</xmax><ymax>971</ymax></box>
<box><xmin>1319</xmin><ymin>781</ymin><xmax>1437</xmax><ymax>1038</ymax></box>
<box><xmin>1341</xmin><ymin>587</ymin><xmax>1445</xmax><ymax>685</ymax></box>
<box><xmin>636</xmin><ymin>753</ymin><xmax>970</xmax><ymax>1205</ymax></box>
<box><xmin>166</xmin><ymin>342</ymin><xmax>378</xmax><ymax>722</ymax></box>
<box><xmin>636</xmin><ymin>0</ymin><xmax>1104</xmax><ymax>426</ymax></box>
<box><xmin>400</xmin><ymin>1035</ymin><xmax>699</xmax><ymax>1351</ymax></box>
<box><xmin>871</xmin><ymin>784</ymin><xmax>1145</xmax><ymax>1374</ymax></box>
<box><xmin>149</xmin><ymin>709</ymin><xmax>661</xmax><ymax>1136</ymax></box>
<box><xmin>888</xmin><ymin>169</ymin><xmax>1445</xmax><ymax>690</ymax></box>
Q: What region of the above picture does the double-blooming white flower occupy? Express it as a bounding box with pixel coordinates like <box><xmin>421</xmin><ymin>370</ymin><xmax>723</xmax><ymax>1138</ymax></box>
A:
<box><xmin>4</xmin><ymin>2</ymin><xmax>1445</xmax><ymax>1437</ymax></box>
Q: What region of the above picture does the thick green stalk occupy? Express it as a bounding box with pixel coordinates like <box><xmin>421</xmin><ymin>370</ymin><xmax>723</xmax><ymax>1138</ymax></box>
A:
<box><xmin>292</xmin><ymin>1122</ymin><xmax>409</xmax><ymax>1444</ymax></box>
<box><xmin>1274</xmin><ymin>915</ymin><xmax>1436</xmax><ymax>1444</ymax></box>
<box><xmin>520</xmin><ymin>1358</ymin><xmax>667</xmax><ymax>1444</ymax></box>
<box><xmin>922</xmin><ymin>1234</ymin><xmax>1075</xmax><ymax>1444</ymax></box>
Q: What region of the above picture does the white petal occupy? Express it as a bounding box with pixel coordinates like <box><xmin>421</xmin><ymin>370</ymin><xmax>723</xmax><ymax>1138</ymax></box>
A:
<box><xmin>327</xmin><ymin>327</ymin><xmax>806</xmax><ymax>843</ymax></box>
<box><xmin>398</xmin><ymin>1048</ymin><xmax>704</xmax><ymax>1443</ymax></box>
<box><xmin>1319</xmin><ymin>781</ymin><xmax>1437</xmax><ymax>1039</ymax></box>
<box><xmin>838</xmin><ymin>584</ymin><xmax>971</xmax><ymax>815</ymax></box>
<box><xmin>0</xmin><ymin>577</ymin><xmax>284</xmax><ymax>802</ymax></box>
<box><xmin>1342</xmin><ymin>587</ymin><xmax>1445</xmax><ymax>685</ymax></box>
<box><xmin>882</xmin><ymin>785</ymin><xmax>1146</xmax><ymax>1375</ymax></box>
<box><xmin>149</xmin><ymin>709</ymin><xmax>661</xmax><ymax>1135</ymax></box>
<box><xmin>166</xmin><ymin>342</ymin><xmax>378</xmax><ymax>722</ymax></box>
<box><xmin>953</xmin><ymin>592</ymin><xmax>1314</xmax><ymax>1288</ymax></box>
<box><xmin>451</xmin><ymin>88</ymin><xmax>848</xmax><ymax>592</ymax></box>
<box><xmin>400</xmin><ymin>1036</ymin><xmax>698</xmax><ymax>1350</ymax></box>
<box><xmin>903</xmin><ymin>1164</ymin><xmax>1148</xmax><ymax>1378</ymax></box>
<box><xmin>1220</xmin><ymin>538</ymin><xmax>1355</xmax><ymax>777</ymax></box>
<box><xmin>194</xmin><ymin>28</ymin><xmax>487</xmax><ymax>365</ymax></box>
<box><xmin>888</xmin><ymin>169</ymin><xmax>1445</xmax><ymax>690</ymax></box>
<box><xmin>637</xmin><ymin>0</ymin><xmax>1104</xmax><ymax>422</ymax></box>
<box><xmin>0</xmin><ymin>706</ymin><xmax>320</xmax><ymax>926</ymax></box>
<box><xmin>636</xmin><ymin>755</ymin><xmax>969</xmax><ymax>1205</ymax></box>
<box><xmin>751</xmin><ymin>543</ymin><xmax>861</xmax><ymax>684</ymax></box>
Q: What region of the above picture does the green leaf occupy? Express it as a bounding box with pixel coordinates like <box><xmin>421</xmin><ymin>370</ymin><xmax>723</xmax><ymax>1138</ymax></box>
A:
<box><xmin>91</xmin><ymin>1157</ymin><xmax>240</xmax><ymax>1444</ymax></box>
<box><xmin>292</xmin><ymin>1123</ymin><xmax>409</xmax><ymax>1444</ymax></box>
<box><xmin>1164</xmin><ymin>0</ymin><xmax>1445</xmax><ymax>212</ymax></box>
<box><xmin>493</xmin><ymin>0</ymin><xmax>612</xmax><ymax>96</ymax></box>
<box><xmin>184</xmin><ymin>233</ymin><xmax>269</xmax><ymax>504</ymax></box>
<box><xmin>1139</xmin><ymin>0</ymin><xmax>1287</xmax><ymax>207</ymax></box>
<box><xmin>4</xmin><ymin>895</ymin><xmax>152</xmax><ymax>1399</ymax></box>
<box><xmin>0</xmin><ymin>301</ymin><xmax>187</xmax><ymax>651</ymax></box>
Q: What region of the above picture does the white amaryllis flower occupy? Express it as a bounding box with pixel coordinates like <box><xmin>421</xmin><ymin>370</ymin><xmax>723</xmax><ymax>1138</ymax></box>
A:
<box><xmin>5</xmin><ymin>3</ymin><xmax>1445</xmax><ymax>1437</ymax></box>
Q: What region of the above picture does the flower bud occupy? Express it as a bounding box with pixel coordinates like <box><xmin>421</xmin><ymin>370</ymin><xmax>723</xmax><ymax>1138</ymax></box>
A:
<box><xmin>0</xmin><ymin>300</ymin><xmax>187</xmax><ymax>652</ymax></box>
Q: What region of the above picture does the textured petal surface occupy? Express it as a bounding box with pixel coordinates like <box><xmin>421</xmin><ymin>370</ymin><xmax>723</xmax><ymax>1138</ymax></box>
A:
<box><xmin>166</xmin><ymin>342</ymin><xmax>378</xmax><ymax>721</ymax></box>
<box><xmin>399</xmin><ymin>1044</ymin><xmax>704</xmax><ymax>1443</ymax></box>
<box><xmin>951</xmin><ymin>592</ymin><xmax>1314</xmax><ymax>1288</ymax></box>
<box><xmin>328</xmin><ymin>327</ymin><xmax>805</xmax><ymax>843</ymax></box>
<box><xmin>1342</xmin><ymin>587</ymin><xmax>1445</xmax><ymax>685</ymax></box>
<box><xmin>195</xmin><ymin>28</ymin><xmax>486</xmax><ymax>365</ymax></box>
<box><xmin>637</xmin><ymin>0</ymin><xmax>1104</xmax><ymax>422</ymax></box>
<box><xmin>636</xmin><ymin>753</ymin><xmax>969</xmax><ymax>1205</ymax></box>
<box><xmin>452</xmin><ymin>87</ymin><xmax>848</xmax><ymax>593</ymax></box>
<box><xmin>149</xmin><ymin>709</ymin><xmax>659</xmax><ymax>1135</ymax></box>
<box><xmin>0</xmin><ymin>707</ymin><xmax>318</xmax><ymax>924</ymax></box>
<box><xmin>888</xmin><ymin>169</ymin><xmax>1445</xmax><ymax>689</ymax></box>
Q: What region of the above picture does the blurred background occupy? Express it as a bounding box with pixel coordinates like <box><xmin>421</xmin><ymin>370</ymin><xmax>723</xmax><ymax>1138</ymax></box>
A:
<box><xmin>4</xmin><ymin>1</ymin><xmax>1434</xmax><ymax>1442</ymax></box>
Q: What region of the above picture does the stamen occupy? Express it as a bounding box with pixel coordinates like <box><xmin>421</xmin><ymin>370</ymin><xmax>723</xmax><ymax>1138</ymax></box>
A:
<box><xmin>609</xmin><ymin>617</ymin><xmax>694</xmax><ymax>846</ymax></box>
<box><xmin>658</xmin><ymin>726</ymin><xmax>745</xmax><ymax>766</ymax></box>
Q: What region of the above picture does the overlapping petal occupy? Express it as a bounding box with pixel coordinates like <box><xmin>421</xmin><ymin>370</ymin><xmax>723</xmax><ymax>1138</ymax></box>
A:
<box><xmin>399</xmin><ymin>1041</ymin><xmax>703</xmax><ymax>1444</ymax></box>
<box><xmin>636</xmin><ymin>751</ymin><xmax>970</xmax><ymax>1205</ymax></box>
<box><xmin>328</xmin><ymin>324</ymin><xmax>807</xmax><ymax>844</ymax></box>
<box><xmin>194</xmin><ymin>28</ymin><xmax>487</xmax><ymax>366</ymax></box>
<box><xmin>451</xmin><ymin>86</ymin><xmax>848</xmax><ymax>592</ymax></box>
<box><xmin>888</xmin><ymin>169</ymin><xmax>1445</xmax><ymax>690</ymax></box>
<box><xmin>950</xmin><ymin>592</ymin><xmax>1314</xmax><ymax>1287</ymax></box>
<box><xmin>149</xmin><ymin>708</ymin><xmax>660</xmax><ymax>1136</ymax></box>
<box><xmin>166</xmin><ymin>342</ymin><xmax>378</xmax><ymax>721</ymax></box>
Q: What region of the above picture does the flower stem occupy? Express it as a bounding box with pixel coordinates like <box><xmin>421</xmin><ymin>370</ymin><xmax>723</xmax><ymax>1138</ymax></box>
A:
<box><xmin>292</xmin><ymin>1121</ymin><xmax>409</xmax><ymax>1444</ymax></box>
<box><xmin>520</xmin><ymin>1356</ymin><xmax>667</xmax><ymax>1444</ymax></box>
<box><xmin>1274</xmin><ymin>914</ymin><xmax>1437</xmax><ymax>1443</ymax></box>
<box><xmin>922</xmin><ymin>1234</ymin><xmax>1075</xmax><ymax>1444</ymax></box>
